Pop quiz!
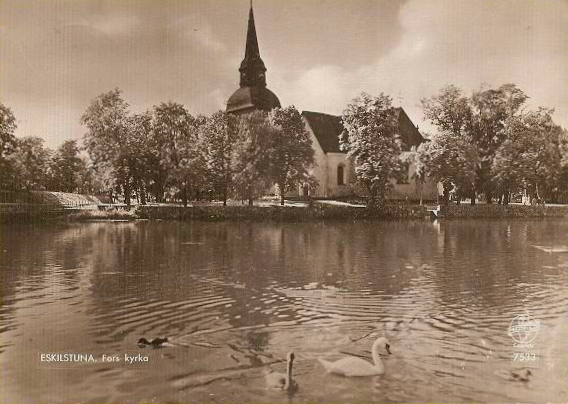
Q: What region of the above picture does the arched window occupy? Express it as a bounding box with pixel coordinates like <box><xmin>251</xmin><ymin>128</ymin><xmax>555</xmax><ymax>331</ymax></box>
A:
<box><xmin>337</xmin><ymin>165</ymin><xmax>345</xmax><ymax>186</ymax></box>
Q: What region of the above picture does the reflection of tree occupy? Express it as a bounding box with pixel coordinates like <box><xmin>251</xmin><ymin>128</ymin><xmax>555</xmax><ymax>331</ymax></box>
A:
<box><xmin>0</xmin><ymin>224</ymin><xmax>86</xmax><ymax>307</ymax></box>
<box><xmin>433</xmin><ymin>220</ymin><xmax>556</xmax><ymax>311</ymax></box>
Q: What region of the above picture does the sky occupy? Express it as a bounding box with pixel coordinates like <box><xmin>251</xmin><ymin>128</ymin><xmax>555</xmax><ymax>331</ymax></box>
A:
<box><xmin>1</xmin><ymin>0</ymin><xmax>567</xmax><ymax>148</ymax></box>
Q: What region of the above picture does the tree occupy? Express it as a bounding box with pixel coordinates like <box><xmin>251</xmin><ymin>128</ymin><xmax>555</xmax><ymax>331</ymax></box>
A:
<box><xmin>0</xmin><ymin>102</ymin><xmax>18</xmax><ymax>190</ymax></box>
<box><xmin>422</xmin><ymin>85</ymin><xmax>472</xmax><ymax>137</ymax></box>
<box><xmin>81</xmin><ymin>89</ymin><xmax>134</xmax><ymax>205</ymax></box>
<box><xmin>468</xmin><ymin>84</ymin><xmax>528</xmax><ymax>202</ymax></box>
<box><xmin>75</xmin><ymin>157</ymin><xmax>104</xmax><ymax>196</ymax></box>
<box><xmin>124</xmin><ymin>111</ymin><xmax>155</xmax><ymax>205</ymax></box>
<box><xmin>199</xmin><ymin>111</ymin><xmax>238</xmax><ymax>205</ymax></box>
<box><xmin>417</xmin><ymin>132</ymin><xmax>479</xmax><ymax>204</ymax></box>
<box><xmin>340</xmin><ymin>93</ymin><xmax>402</xmax><ymax>208</ymax></box>
<box><xmin>268</xmin><ymin>106</ymin><xmax>316</xmax><ymax>206</ymax></box>
<box><xmin>421</xmin><ymin>84</ymin><xmax>529</xmax><ymax>203</ymax></box>
<box><xmin>493</xmin><ymin>109</ymin><xmax>562</xmax><ymax>202</ymax></box>
<box><xmin>557</xmin><ymin>128</ymin><xmax>568</xmax><ymax>203</ymax></box>
<box><xmin>10</xmin><ymin>137</ymin><xmax>52</xmax><ymax>191</ymax></box>
<box><xmin>49</xmin><ymin>140</ymin><xmax>83</xmax><ymax>192</ymax></box>
<box><xmin>152</xmin><ymin>102</ymin><xmax>204</xmax><ymax>206</ymax></box>
<box><xmin>231</xmin><ymin>111</ymin><xmax>275</xmax><ymax>206</ymax></box>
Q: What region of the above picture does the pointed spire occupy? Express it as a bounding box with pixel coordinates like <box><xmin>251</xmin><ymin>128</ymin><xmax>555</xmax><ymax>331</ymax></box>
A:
<box><xmin>239</xmin><ymin>0</ymin><xmax>267</xmax><ymax>87</ymax></box>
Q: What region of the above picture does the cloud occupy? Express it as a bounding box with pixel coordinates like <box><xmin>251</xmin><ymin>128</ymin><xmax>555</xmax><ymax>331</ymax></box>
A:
<box><xmin>169</xmin><ymin>15</ymin><xmax>227</xmax><ymax>53</ymax></box>
<box><xmin>272</xmin><ymin>65</ymin><xmax>350</xmax><ymax>114</ymax></box>
<box><xmin>1</xmin><ymin>0</ymin><xmax>566</xmax><ymax>148</ymax></box>
<box><xmin>90</xmin><ymin>15</ymin><xmax>142</xmax><ymax>36</ymax></box>
<box><xmin>277</xmin><ymin>0</ymin><xmax>568</xmax><ymax>129</ymax></box>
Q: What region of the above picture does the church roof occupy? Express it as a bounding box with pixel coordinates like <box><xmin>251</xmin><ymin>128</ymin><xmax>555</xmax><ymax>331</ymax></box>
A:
<box><xmin>302</xmin><ymin>108</ymin><xmax>425</xmax><ymax>154</ymax></box>
<box><xmin>227</xmin><ymin>86</ymin><xmax>281</xmax><ymax>114</ymax></box>
<box><xmin>302</xmin><ymin>111</ymin><xmax>343</xmax><ymax>153</ymax></box>
<box><xmin>394</xmin><ymin>108</ymin><xmax>425</xmax><ymax>150</ymax></box>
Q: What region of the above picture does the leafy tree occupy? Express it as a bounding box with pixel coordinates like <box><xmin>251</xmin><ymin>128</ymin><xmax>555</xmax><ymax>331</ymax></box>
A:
<box><xmin>81</xmin><ymin>89</ymin><xmax>134</xmax><ymax>205</ymax></box>
<box><xmin>268</xmin><ymin>106</ymin><xmax>316</xmax><ymax>206</ymax></box>
<box><xmin>468</xmin><ymin>84</ymin><xmax>528</xmax><ymax>202</ymax></box>
<box><xmin>0</xmin><ymin>102</ymin><xmax>18</xmax><ymax>190</ymax></box>
<box><xmin>417</xmin><ymin>132</ymin><xmax>479</xmax><ymax>204</ymax></box>
<box><xmin>422</xmin><ymin>85</ymin><xmax>472</xmax><ymax>137</ymax></box>
<box><xmin>493</xmin><ymin>109</ymin><xmax>562</xmax><ymax>202</ymax></box>
<box><xmin>75</xmin><ymin>157</ymin><xmax>105</xmax><ymax>196</ymax></box>
<box><xmin>231</xmin><ymin>111</ymin><xmax>275</xmax><ymax>206</ymax></box>
<box><xmin>10</xmin><ymin>137</ymin><xmax>52</xmax><ymax>191</ymax></box>
<box><xmin>199</xmin><ymin>111</ymin><xmax>238</xmax><ymax>205</ymax></box>
<box><xmin>83</xmin><ymin>92</ymin><xmax>208</xmax><ymax>206</ymax></box>
<box><xmin>421</xmin><ymin>84</ymin><xmax>529</xmax><ymax>203</ymax></box>
<box><xmin>340</xmin><ymin>93</ymin><xmax>402</xmax><ymax>208</ymax></box>
<box><xmin>49</xmin><ymin>140</ymin><xmax>83</xmax><ymax>192</ymax></box>
<box><xmin>175</xmin><ymin>131</ymin><xmax>206</xmax><ymax>206</ymax></box>
<box><xmin>152</xmin><ymin>102</ymin><xmax>203</xmax><ymax>206</ymax></box>
<box><xmin>124</xmin><ymin>111</ymin><xmax>155</xmax><ymax>205</ymax></box>
<box><xmin>557</xmin><ymin>128</ymin><xmax>568</xmax><ymax>203</ymax></box>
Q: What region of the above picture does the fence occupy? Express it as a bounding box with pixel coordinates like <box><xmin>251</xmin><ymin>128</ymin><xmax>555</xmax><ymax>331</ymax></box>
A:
<box><xmin>0</xmin><ymin>191</ymin><xmax>101</xmax><ymax>217</ymax></box>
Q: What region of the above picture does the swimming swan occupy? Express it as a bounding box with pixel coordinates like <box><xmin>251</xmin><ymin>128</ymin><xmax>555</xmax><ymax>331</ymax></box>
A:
<box><xmin>318</xmin><ymin>337</ymin><xmax>391</xmax><ymax>377</ymax></box>
<box><xmin>265</xmin><ymin>352</ymin><xmax>298</xmax><ymax>391</ymax></box>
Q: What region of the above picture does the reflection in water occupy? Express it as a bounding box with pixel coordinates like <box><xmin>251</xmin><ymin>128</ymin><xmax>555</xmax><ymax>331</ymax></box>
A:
<box><xmin>0</xmin><ymin>220</ymin><xmax>567</xmax><ymax>403</ymax></box>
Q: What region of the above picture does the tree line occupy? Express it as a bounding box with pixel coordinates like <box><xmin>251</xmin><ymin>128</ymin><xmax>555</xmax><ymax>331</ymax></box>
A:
<box><xmin>0</xmin><ymin>102</ymin><xmax>98</xmax><ymax>197</ymax></box>
<box><xmin>339</xmin><ymin>85</ymin><xmax>567</xmax><ymax>207</ymax></box>
<box><xmin>0</xmin><ymin>89</ymin><xmax>316</xmax><ymax>206</ymax></box>
<box><xmin>1</xmin><ymin>83</ymin><xmax>566</xmax><ymax>207</ymax></box>
<box><xmin>416</xmin><ymin>84</ymin><xmax>568</xmax><ymax>204</ymax></box>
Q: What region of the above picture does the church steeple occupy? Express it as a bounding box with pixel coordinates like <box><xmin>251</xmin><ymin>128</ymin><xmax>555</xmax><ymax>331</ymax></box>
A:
<box><xmin>226</xmin><ymin>1</ymin><xmax>280</xmax><ymax>114</ymax></box>
<box><xmin>239</xmin><ymin>1</ymin><xmax>267</xmax><ymax>87</ymax></box>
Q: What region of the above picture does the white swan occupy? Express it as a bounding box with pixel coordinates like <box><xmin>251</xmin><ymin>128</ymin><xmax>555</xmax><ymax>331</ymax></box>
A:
<box><xmin>318</xmin><ymin>337</ymin><xmax>391</xmax><ymax>377</ymax></box>
<box><xmin>265</xmin><ymin>352</ymin><xmax>298</xmax><ymax>391</ymax></box>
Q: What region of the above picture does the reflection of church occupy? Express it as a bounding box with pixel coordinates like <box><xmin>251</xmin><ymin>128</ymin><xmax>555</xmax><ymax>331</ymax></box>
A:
<box><xmin>227</xmin><ymin>4</ymin><xmax>437</xmax><ymax>200</ymax></box>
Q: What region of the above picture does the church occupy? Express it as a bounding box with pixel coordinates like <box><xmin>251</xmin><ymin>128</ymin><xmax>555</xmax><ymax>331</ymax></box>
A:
<box><xmin>226</xmin><ymin>4</ymin><xmax>438</xmax><ymax>201</ymax></box>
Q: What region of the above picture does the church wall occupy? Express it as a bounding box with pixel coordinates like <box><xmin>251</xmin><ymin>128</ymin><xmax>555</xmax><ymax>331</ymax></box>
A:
<box><xmin>302</xmin><ymin>120</ymin><xmax>328</xmax><ymax>197</ymax></box>
<box><xmin>324</xmin><ymin>153</ymin><xmax>352</xmax><ymax>197</ymax></box>
<box><xmin>301</xmin><ymin>119</ymin><xmax>354</xmax><ymax>198</ymax></box>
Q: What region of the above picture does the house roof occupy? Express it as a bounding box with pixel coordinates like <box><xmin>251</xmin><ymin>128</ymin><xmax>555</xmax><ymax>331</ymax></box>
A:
<box><xmin>302</xmin><ymin>108</ymin><xmax>425</xmax><ymax>154</ymax></box>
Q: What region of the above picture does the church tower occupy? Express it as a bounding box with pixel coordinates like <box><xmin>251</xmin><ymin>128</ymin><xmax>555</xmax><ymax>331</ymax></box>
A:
<box><xmin>226</xmin><ymin>2</ymin><xmax>280</xmax><ymax>114</ymax></box>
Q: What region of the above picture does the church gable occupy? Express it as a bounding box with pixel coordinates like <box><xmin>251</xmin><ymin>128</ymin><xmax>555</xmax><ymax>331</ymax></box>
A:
<box><xmin>301</xmin><ymin>111</ymin><xmax>343</xmax><ymax>153</ymax></box>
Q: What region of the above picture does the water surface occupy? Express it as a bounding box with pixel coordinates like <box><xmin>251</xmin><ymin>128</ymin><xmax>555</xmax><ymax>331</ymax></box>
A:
<box><xmin>1</xmin><ymin>220</ymin><xmax>567</xmax><ymax>403</ymax></box>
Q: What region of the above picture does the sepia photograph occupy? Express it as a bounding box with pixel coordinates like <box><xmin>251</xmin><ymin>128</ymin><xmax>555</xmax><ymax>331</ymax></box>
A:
<box><xmin>0</xmin><ymin>0</ymin><xmax>567</xmax><ymax>403</ymax></box>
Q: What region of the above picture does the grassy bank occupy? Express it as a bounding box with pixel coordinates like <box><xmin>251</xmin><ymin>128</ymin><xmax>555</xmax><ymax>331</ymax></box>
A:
<box><xmin>133</xmin><ymin>204</ymin><xmax>428</xmax><ymax>221</ymax></box>
<box><xmin>0</xmin><ymin>208</ymin><xmax>137</xmax><ymax>224</ymax></box>
<box><xmin>65</xmin><ymin>208</ymin><xmax>138</xmax><ymax>222</ymax></box>
<box><xmin>2</xmin><ymin>202</ymin><xmax>568</xmax><ymax>224</ymax></box>
<box><xmin>437</xmin><ymin>203</ymin><xmax>568</xmax><ymax>219</ymax></box>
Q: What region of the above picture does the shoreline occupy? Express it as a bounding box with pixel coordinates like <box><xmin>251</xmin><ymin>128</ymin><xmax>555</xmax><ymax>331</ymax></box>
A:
<box><xmin>1</xmin><ymin>203</ymin><xmax>568</xmax><ymax>224</ymax></box>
